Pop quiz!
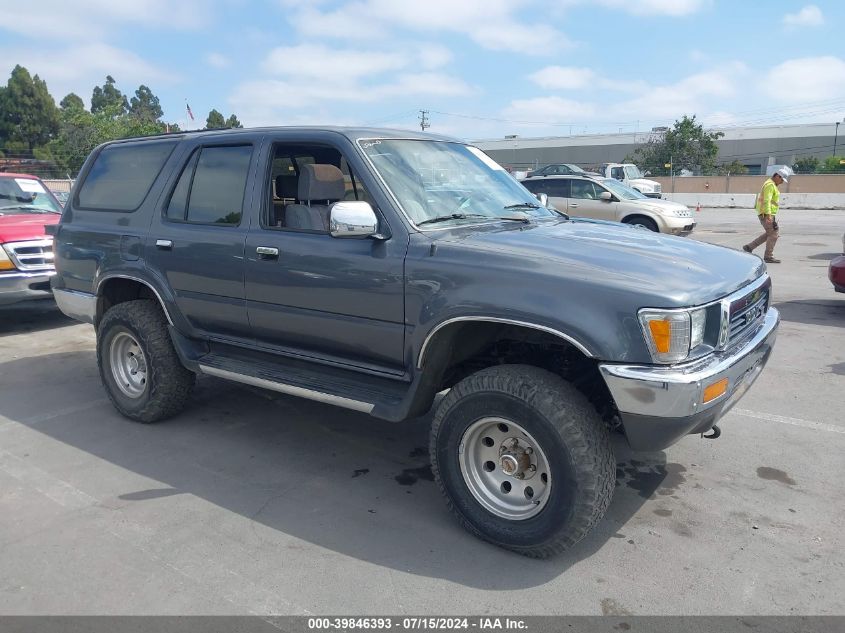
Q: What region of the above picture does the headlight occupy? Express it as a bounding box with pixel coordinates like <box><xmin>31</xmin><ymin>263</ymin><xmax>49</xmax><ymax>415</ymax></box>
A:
<box><xmin>672</xmin><ymin>208</ymin><xmax>692</xmax><ymax>218</ymax></box>
<box><xmin>639</xmin><ymin>307</ymin><xmax>707</xmax><ymax>364</ymax></box>
<box><xmin>0</xmin><ymin>245</ymin><xmax>16</xmax><ymax>271</ymax></box>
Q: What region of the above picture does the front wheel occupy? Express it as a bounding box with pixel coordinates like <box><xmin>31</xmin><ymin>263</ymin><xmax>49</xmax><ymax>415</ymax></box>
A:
<box><xmin>623</xmin><ymin>215</ymin><xmax>659</xmax><ymax>232</ymax></box>
<box><xmin>429</xmin><ymin>365</ymin><xmax>615</xmax><ymax>558</ymax></box>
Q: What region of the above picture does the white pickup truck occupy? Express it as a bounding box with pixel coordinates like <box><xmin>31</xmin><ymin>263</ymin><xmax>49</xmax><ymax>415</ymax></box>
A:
<box><xmin>599</xmin><ymin>163</ymin><xmax>662</xmax><ymax>198</ymax></box>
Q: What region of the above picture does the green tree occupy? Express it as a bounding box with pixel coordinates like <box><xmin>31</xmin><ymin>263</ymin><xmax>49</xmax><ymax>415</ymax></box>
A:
<box><xmin>0</xmin><ymin>65</ymin><xmax>60</xmax><ymax>155</ymax></box>
<box><xmin>59</xmin><ymin>92</ymin><xmax>85</xmax><ymax>112</ymax></box>
<box><xmin>206</xmin><ymin>109</ymin><xmax>226</xmax><ymax>129</ymax></box>
<box><xmin>225</xmin><ymin>114</ymin><xmax>243</xmax><ymax>129</ymax></box>
<box><xmin>820</xmin><ymin>156</ymin><xmax>845</xmax><ymax>174</ymax></box>
<box><xmin>129</xmin><ymin>85</ymin><xmax>163</xmax><ymax>123</ymax></box>
<box><xmin>794</xmin><ymin>156</ymin><xmax>820</xmax><ymax>174</ymax></box>
<box><xmin>91</xmin><ymin>75</ymin><xmax>128</xmax><ymax>115</ymax></box>
<box><xmin>718</xmin><ymin>160</ymin><xmax>749</xmax><ymax>176</ymax></box>
<box><xmin>631</xmin><ymin>115</ymin><xmax>724</xmax><ymax>176</ymax></box>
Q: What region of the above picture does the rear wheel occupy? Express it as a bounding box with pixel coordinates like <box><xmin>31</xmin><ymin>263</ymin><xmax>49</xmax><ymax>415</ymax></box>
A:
<box><xmin>97</xmin><ymin>300</ymin><xmax>195</xmax><ymax>423</ymax></box>
<box><xmin>623</xmin><ymin>215</ymin><xmax>659</xmax><ymax>232</ymax></box>
<box><xmin>430</xmin><ymin>365</ymin><xmax>615</xmax><ymax>558</ymax></box>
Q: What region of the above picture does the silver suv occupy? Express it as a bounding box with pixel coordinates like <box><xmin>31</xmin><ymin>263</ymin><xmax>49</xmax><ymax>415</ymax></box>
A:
<box><xmin>522</xmin><ymin>174</ymin><xmax>695</xmax><ymax>235</ymax></box>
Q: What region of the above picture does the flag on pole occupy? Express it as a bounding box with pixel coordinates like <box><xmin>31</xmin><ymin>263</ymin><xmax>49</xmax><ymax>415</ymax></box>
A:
<box><xmin>186</xmin><ymin>102</ymin><xmax>195</xmax><ymax>121</ymax></box>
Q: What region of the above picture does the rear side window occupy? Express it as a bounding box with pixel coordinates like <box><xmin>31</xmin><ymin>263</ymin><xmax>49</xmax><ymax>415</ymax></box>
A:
<box><xmin>77</xmin><ymin>141</ymin><xmax>177</xmax><ymax>211</ymax></box>
<box><xmin>166</xmin><ymin>145</ymin><xmax>252</xmax><ymax>225</ymax></box>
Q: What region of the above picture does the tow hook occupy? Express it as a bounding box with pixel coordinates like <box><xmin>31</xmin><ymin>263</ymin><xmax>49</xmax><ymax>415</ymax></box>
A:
<box><xmin>702</xmin><ymin>425</ymin><xmax>721</xmax><ymax>440</ymax></box>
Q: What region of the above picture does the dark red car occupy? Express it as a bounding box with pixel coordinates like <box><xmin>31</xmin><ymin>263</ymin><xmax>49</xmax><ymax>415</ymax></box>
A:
<box><xmin>0</xmin><ymin>172</ymin><xmax>62</xmax><ymax>305</ymax></box>
<box><xmin>830</xmin><ymin>233</ymin><xmax>845</xmax><ymax>293</ymax></box>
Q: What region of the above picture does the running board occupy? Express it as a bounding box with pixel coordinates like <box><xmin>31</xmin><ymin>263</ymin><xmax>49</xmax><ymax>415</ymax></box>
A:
<box><xmin>199</xmin><ymin>364</ymin><xmax>376</xmax><ymax>413</ymax></box>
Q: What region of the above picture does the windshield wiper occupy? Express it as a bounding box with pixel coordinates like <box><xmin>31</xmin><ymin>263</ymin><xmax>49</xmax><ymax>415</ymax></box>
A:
<box><xmin>503</xmin><ymin>202</ymin><xmax>540</xmax><ymax>210</ymax></box>
<box><xmin>417</xmin><ymin>213</ymin><xmax>488</xmax><ymax>226</ymax></box>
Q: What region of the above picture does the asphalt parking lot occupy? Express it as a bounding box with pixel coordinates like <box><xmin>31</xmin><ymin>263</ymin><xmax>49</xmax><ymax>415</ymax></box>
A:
<box><xmin>1</xmin><ymin>208</ymin><xmax>843</xmax><ymax>616</ymax></box>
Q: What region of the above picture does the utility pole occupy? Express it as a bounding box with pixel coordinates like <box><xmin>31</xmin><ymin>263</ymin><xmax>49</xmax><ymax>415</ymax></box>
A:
<box><xmin>834</xmin><ymin>120</ymin><xmax>841</xmax><ymax>158</ymax></box>
<box><xmin>419</xmin><ymin>110</ymin><xmax>430</xmax><ymax>132</ymax></box>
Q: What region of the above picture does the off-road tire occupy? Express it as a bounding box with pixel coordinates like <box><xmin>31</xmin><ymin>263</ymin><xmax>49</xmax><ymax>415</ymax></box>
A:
<box><xmin>430</xmin><ymin>364</ymin><xmax>615</xmax><ymax>558</ymax></box>
<box><xmin>97</xmin><ymin>300</ymin><xmax>195</xmax><ymax>423</ymax></box>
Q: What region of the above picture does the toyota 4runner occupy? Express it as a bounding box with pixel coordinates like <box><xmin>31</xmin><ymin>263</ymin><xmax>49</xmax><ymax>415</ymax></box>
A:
<box><xmin>52</xmin><ymin>127</ymin><xmax>779</xmax><ymax>557</ymax></box>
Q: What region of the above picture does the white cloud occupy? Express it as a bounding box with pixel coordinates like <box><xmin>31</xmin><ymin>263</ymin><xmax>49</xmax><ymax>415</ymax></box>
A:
<box><xmin>528</xmin><ymin>66</ymin><xmax>596</xmax><ymax>90</ymax></box>
<box><xmin>503</xmin><ymin>96</ymin><xmax>595</xmax><ymax>124</ymax></box>
<box><xmin>0</xmin><ymin>0</ymin><xmax>208</xmax><ymax>39</ymax></box>
<box><xmin>205</xmin><ymin>52</ymin><xmax>231</xmax><ymax>69</ymax></box>
<box><xmin>527</xmin><ymin>65</ymin><xmax>646</xmax><ymax>93</ymax></box>
<box><xmin>418</xmin><ymin>44</ymin><xmax>453</xmax><ymax>70</ymax></box>
<box><xmin>286</xmin><ymin>0</ymin><xmax>569</xmax><ymax>54</ymax></box>
<box><xmin>262</xmin><ymin>44</ymin><xmax>408</xmax><ymax>83</ymax></box>
<box><xmin>614</xmin><ymin>68</ymin><xmax>739</xmax><ymax>120</ymax></box>
<box><xmin>596</xmin><ymin>0</ymin><xmax>708</xmax><ymax>16</ymax></box>
<box><xmin>783</xmin><ymin>5</ymin><xmax>824</xmax><ymax>27</ymax></box>
<box><xmin>763</xmin><ymin>56</ymin><xmax>845</xmax><ymax>103</ymax></box>
<box><xmin>0</xmin><ymin>43</ymin><xmax>177</xmax><ymax>105</ymax></box>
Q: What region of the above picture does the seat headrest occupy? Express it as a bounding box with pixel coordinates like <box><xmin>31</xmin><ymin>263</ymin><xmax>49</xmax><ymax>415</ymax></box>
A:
<box><xmin>275</xmin><ymin>175</ymin><xmax>298</xmax><ymax>199</ymax></box>
<box><xmin>298</xmin><ymin>164</ymin><xmax>345</xmax><ymax>202</ymax></box>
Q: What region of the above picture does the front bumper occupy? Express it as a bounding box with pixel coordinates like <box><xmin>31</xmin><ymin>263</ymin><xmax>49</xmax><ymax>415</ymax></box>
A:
<box><xmin>0</xmin><ymin>271</ymin><xmax>55</xmax><ymax>306</ymax></box>
<box><xmin>667</xmin><ymin>219</ymin><xmax>696</xmax><ymax>235</ymax></box>
<box><xmin>599</xmin><ymin>307</ymin><xmax>779</xmax><ymax>451</ymax></box>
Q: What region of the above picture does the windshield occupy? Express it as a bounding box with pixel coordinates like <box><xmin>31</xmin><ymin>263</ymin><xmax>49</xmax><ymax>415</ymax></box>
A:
<box><xmin>565</xmin><ymin>164</ymin><xmax>586</xmax><ymax>174</ymax></box>
<box><xmin>359</xmin><ymin>139</ymin><xmax>556</xmax><ymax>227</ymax></box>
<box><xmin>601</xmin><ymin>178</ymin><xmax>648</xmax><ymax>200</ymax></box>
<box><xmin>623</xmin><ymin>165</ymin><xmax>643</xmax><ymax>180</ymax></box>
<box><xmin>0</xmin><ymin>177</ymin><xmax>62</xmax><ymax>214</ymax></box>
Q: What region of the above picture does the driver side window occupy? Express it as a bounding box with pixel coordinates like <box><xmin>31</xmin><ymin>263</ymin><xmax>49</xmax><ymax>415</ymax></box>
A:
<box><xmin>570</xmin><ymin>180</ymin><xmax>597</xmax><ymax>200</ymax></box>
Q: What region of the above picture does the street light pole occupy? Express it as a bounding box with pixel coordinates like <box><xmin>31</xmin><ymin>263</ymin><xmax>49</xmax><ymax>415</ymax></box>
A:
<box><xmin>834</xmin><ymin>121</ymin><xmax>841</xmax><ymax>157</ymax></box>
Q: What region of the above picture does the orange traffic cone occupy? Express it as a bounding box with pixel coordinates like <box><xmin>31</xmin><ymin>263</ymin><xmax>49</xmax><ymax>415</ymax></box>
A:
<box><xmin>695</xmin><ymin>203</ymin><xmax>701</xmax><ymax>213</ymax></box>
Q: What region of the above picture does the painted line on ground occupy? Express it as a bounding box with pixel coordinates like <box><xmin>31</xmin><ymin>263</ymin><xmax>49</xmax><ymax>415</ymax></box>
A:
<box><xmin>730</xmin><ymin>408</ymin><xmax>844</xmax><ymax>434</ymax></box>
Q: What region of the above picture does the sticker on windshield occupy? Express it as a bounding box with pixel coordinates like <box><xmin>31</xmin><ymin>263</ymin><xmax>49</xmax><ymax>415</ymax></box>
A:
<box><xmin>467</xmin><ymin>146</ymin><xmax>505</xmax><ymax>171</ymax></box>
<box><xmin>15</xmin><ymin>178</ymin><xmax>46</xmax><ymax>193</ymax></box>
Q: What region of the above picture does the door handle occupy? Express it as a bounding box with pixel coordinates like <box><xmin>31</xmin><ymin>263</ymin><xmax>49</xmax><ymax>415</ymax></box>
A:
<box><xmin>155</xmin><ymin>239</ymin><xmax>173</xmax><ymax>250</ymax></box>
<box><xmin>569</xmin><ymin>203</ymin><xmax>579</xmax><ymax>208</ymax></box>
<box><xmin>256</xmin><ymin>246</ymin><xmax>279</xmax><ymax>259</ymax></box>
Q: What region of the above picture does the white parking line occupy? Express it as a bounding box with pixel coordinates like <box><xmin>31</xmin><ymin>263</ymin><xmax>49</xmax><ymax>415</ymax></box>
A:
<box><xmin>731</xmin><ymin>408</ymin><xmax>845</xmax><ymax>434</ymax></box>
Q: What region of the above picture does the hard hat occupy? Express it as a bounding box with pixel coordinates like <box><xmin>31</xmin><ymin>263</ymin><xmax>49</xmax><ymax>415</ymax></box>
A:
<box><xmin>775</xmin><ymin>167</ymin><xmax>790</xmax><ymax>183</ymax></box>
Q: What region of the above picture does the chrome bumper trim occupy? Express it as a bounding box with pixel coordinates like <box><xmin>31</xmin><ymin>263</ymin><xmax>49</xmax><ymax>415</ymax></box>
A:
<box><xmin>599</xmin><ymin>308</ymin><xmax>779</xmax><ymax>419</ymax></box>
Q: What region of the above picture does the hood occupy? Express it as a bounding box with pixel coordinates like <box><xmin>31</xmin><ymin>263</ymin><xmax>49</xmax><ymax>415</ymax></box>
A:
<box><xmin>629</xmin><ymin>197</ymin><xmax>689</xmax><ymax>212</ymax></box>
<box><xmin>630</xmin><ymin>177</ymin><xmax>660</xmax><ymax>188</ymax></box>
<box><xmin>432</xmin><ymin>218</ymin><xmax>764</xmax><ymax>307</ymax></box>
<box><xmin>0</xmin><ymin>213</ymin><xmax>60</xmax><ymax>243</ymax></box>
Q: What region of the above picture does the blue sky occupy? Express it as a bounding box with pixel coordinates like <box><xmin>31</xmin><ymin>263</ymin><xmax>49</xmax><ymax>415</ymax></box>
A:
<box><xmin>1</xmin><ymin>0</ymin><xmax>844</xmax><ymax>140</ymax></box>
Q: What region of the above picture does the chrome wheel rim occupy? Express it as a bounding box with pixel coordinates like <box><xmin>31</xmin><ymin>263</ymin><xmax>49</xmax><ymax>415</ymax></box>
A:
<box><xmin>458</xmin><ymin>417</ymin><xmax>551</xmax><ymax>520</ymax></box>
<box><xmin>109</xmin><ymin>331</ymin><xmax>148</xmax><ymax>398</ymax></box>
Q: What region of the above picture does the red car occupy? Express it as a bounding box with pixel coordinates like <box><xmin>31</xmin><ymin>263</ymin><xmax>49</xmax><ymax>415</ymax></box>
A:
<box><xmin>0</xmin><ymin>172</ymin><xmax>62</xmax><ymax>305</ymax></box>
<box><xmin>831</xmin><ymin>235</ymin><xmax>845</xmax><ymax>294</ymax></box>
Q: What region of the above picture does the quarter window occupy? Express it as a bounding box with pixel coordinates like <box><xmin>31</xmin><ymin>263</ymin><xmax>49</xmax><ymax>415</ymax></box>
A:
<box><xmin>77</xmin><ymin>141</ymin><xmax>177</xmax><ymax>211</ymax></box>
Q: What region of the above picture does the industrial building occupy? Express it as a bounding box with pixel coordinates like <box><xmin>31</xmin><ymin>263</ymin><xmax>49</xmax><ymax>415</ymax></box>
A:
<box><xmin>474</xmin><ymin>122</ymin><xmax>843</xmax><ymax>175</ymax></box>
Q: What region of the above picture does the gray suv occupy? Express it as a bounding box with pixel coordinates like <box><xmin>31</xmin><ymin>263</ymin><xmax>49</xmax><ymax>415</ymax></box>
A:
<box><xmin>51</xmin><ymin>127</ymin><xmax>778</xmax><ymax>557</ymax></box>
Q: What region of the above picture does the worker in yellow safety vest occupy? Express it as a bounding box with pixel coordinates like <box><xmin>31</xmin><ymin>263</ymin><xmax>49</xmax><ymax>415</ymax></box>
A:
<box><xmin>743</xmin><ymin>167</ymin><xmax>789</xmax><ymax>263</ymax></box>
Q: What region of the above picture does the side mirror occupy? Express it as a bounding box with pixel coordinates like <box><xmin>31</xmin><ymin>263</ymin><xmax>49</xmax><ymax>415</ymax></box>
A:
<box><xmin>644</xmin><ymin>170</ymin><xmax>652</xmax><ymax>177</ymax></box>
<box><xmin>329</xmin><ymin>201</ymin><xmax>378</xmax><ymax>238</ymax></box>
<box><xmin>536</xmin><ymin>193</ymin><xmax>549</xmax><ymax>207</ymax></box>
<box><xmin>599</xmin><ymin>191</ymin><xmax>613</xmax><ymax>202</ymax></box>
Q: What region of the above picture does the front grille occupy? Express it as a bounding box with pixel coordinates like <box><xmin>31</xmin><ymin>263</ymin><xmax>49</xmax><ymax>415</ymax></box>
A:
<box><xmin>6</xmin><ymin>239</ymin><xmax>54</xmax><ymax>271</ymax></box>
<box><xmin>726</xmin><ymin>280</ymin><xmax>770</xmax><ymax>346</ymax></box>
